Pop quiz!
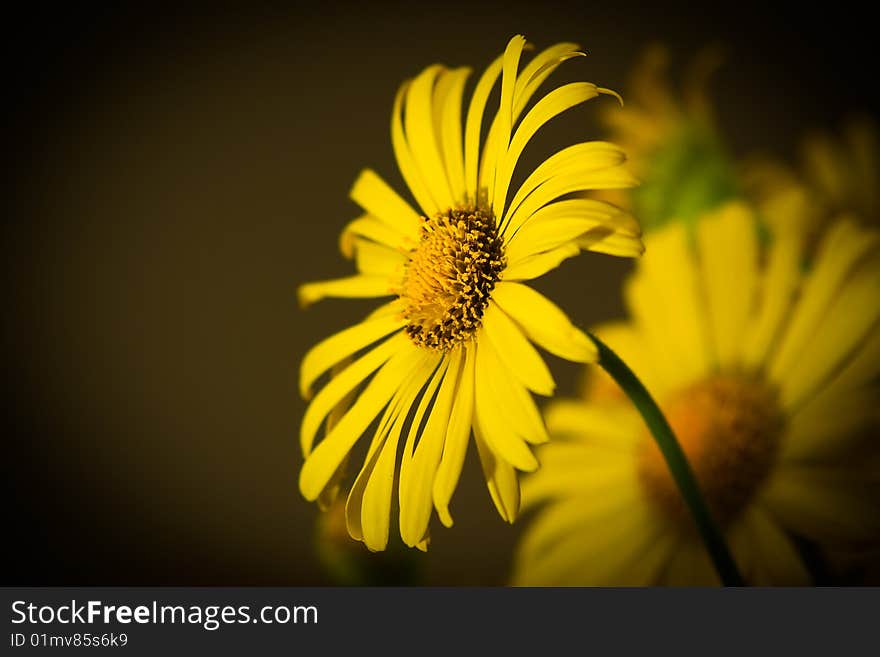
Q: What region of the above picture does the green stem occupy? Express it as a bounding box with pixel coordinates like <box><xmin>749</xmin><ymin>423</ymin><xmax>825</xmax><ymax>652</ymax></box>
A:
<box><xmin>590</xmin><ymin>333</ymin><xmax>745</xmax><ymax>587</ymax></box>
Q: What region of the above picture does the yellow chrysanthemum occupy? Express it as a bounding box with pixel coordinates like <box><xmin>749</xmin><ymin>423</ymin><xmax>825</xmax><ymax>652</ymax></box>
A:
<box><xmin>298</xmin><ymin>36</ymin><xmax>643</xmax><ymax>551</ymax></box>
<box><xmin>514</xmin><ymin>201</ymin><xmax>880</xmax><ymax>585</ymax></box>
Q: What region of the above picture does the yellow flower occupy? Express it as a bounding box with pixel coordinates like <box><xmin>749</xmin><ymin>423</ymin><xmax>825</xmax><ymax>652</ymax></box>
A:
<box><xmin>597</xmin><ymin>44</ymin><xmax>737</xmax><ymax>232</ymax></box>
<box><xmin>298</xmin><ymin>36</ymin><xmax>643</xmax><ymax>551</ymax></box>
<box><xmin>514</xmin><ymin>202</ymin><xmax>880</xmax><ymax>585</ymax></box>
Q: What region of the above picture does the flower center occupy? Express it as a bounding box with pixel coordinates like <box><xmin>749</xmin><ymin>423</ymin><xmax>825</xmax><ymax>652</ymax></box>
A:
<box><xmin>638</xmin><ymin>374</ymin><xmax>784</xmax><ymax>527</ymax></box>
<box><xmin>400</xmin><ymin>207</ymin><xmax>505</xmax><ymax>351</ymax></box>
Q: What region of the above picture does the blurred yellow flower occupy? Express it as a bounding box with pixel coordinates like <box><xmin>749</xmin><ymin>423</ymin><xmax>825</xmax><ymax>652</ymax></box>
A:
<box><xmin>298</xmin><ymin>36</ymin><xmax>642</xmax><ymax>552</ymax></box>
<box><xmin>598</xmin><ymin>44</ymin><xmax>737</xmax><ymax>232</ymax></box>
<box><xmin>514</xmin><ymin>201</ymin><xmax>880</xmax><ymax>585</ymax></box>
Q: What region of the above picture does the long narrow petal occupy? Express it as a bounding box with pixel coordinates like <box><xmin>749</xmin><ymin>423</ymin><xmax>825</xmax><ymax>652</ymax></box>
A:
<box><xmin>437</xmin><ymin>67</ymin><xmax>471</xmax><ymax>203</ymax></box>
<box><xmin>473</xmin><ymin>420</ymin><xmax>520</xmax><ymax>523</ymax></box>
<box><xmin>503</xmin><ymin>243</ymin><xmax>581</xmax><ymax>281</ymax></box>
<box><xmin>298</xmin><ymin>275</ymin><xmax>394</xmax><ymax>308</ymax></box>
<box><xmin>353</xmin><ymin>239</ymin><xmax>408</xmax><ymax>278</ymax></box>
<box><xmin>623</xmin><ymin>222</ymin><xmax>711</xmax><ymax>392</ymax></box>
<box><xmin>491</xmin><ymin>281</ymin><xmax>597</xmax><ymax>362</ymax></box>
<box><xmin>299</xmin><ymin>343</ymin><xmax>429</xmax><ymax>500</ymax></box>
<box><xmin>391</xmin><ymin>81</ymin><xmax>440</xmax><ymax>217</ymax></box>
<box><xmin>741</xmin><ymin>228</ymin><xmax>804</xmax><ymax>368</ymax></box>
<box><xmin>300</xmin><ymin>312</ymin><xmax>405</xmax><ymax>398</ymax></box>
<box><xmin>777</xmin><ymin>253</ymin><xmax>880</xmax><ymax>410</ymax></box>
<box><xmin>432</xmin><ymin>343</ymin><xmax>476</xmax><ymax>527</ymax></box>
<box><xmin>484</xmin><ymin>35</ymin><xmax>526</xmax><ymax>210</ymax></box>
<box><xmin>480</xmin><ymin>300</ymin><xmax>555</xmax><ymax>395</ymax></box>
<box><xmin>464</xmin><ymin>54</ymin><xmax>504</xmax><ymax>203</ymax></box>
<box><xmin>300</xmin><ymin>332</ymin><xmax>406</xmax><ymax>457</ymax></box>
<box><xmin>696</xmin><ymin>202</ymin><xmax>759</xmax><ymax>370</ymax></box>
<box><xmin>399</xmin><ymin>350</ymin><xmax>462</xmax><ymax>546</ymax></box>
<box><xmin>473</xmin><ymin>340</ymin><xmax>539</xmax><ymax>471</ymax></box>
<box><xmin>477</xmin><ymin>335</ymin><xmax>549</xmax><ymax>445</ymax></box>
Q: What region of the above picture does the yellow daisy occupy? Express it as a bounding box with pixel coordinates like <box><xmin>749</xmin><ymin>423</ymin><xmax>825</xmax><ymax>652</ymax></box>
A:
<box><xmin>298</xmin><ymin>36</ymin><xmax>642</xmax><ymax>551</ymax></box>
<box><xmin>514</xmin><ymin>201</ymin><xmax>880</xmax><ymax>585</ymax></box>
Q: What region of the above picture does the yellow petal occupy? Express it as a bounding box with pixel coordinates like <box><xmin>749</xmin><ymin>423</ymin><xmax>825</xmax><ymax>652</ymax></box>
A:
<box><xmin>463</xmin><ymin>53</ymin><xmax>504</xmax><ymax>204</ymax></box>
<box><xmin>623</xmin><ymin>221</ymin><xmax>710</xmax><ymax>392</ymax></box>
<box><xmin>502</xmin><ymin>242</ymin><xmax>581</xmax><ymax>281</ymax></box>
<box><xmin>339</xmin><ymin>215</ymin><xmax>413</xmax><ymax>259</ymax></box>
<box><xmin>777</xmin><ymin>253</ymin><xmax>880</xmax><ymax>410</ymax></box>
<box><xmin>391</xmin><ymin>80</ymin><xmax>440</xmax><ymax>217</ymax></box>
<box><xmin>399</xmin><ymin>351</ymin><xmax>462</xmax><ymax>547</ymax></box>
<box><xmin>298</xmin><ymin>275</ymin><xmax>393</xmax><ymax>308</ymax></box>
<box><xmin>576</xmin><ymin>228</ymin><xmax>645</xmax><ymax>257</ymax></box>
<box><xmin>299</xmin><ymin>342</ymin><xmax>429</xmax><ymax>500</ymax></box>
<box><xmin>353</xmin><ymin>238</ymin><xmax>408</xmax><ymax>278</ymax></box>
<box><xmin>696</xmin><ymin>202</ymin><xmax>759</xmax><ymax>370</ymax></box>
<box><xmin>473</xmin><ymin>341</ymin><xmax>539</xmax><ymax>471</ymax></box>
<box><xmin>476</xmin><ymin>334</ymin><xmax>549</xmax><ymax>445</ymax></box>
<box><xmin>542</xmin><ymin>400</ymin><xmax>642</xmax><ymax>450</ymax></box>
<box><xmin>349</xmin><ymin>169</ymin><xmax>421</xmax><ymax>237</ymax></box>
<box><xmin>514</xmin><ymin>490</ymin><xmax>662</xmax><ymax>586</ymax></box>
<box><xmin>478</xmin><ymin>43</ymin><xmax>584</xmax><ymax>203</ymax></box>
<box><xmin>432</xmin><ymin>343</ymin><xmax>476</xmax><ymax>527</ymax></box>
<box><xmin>484</xmin><ymin>35</ymin><xmax>526</xmax><ymax>210</ymax></box>
<box><xmin>480</xmin><ymin>300</ymin><xmax>555</xmax><ymax>395</ymax></box>
<box><xmin>521</xmin><ymin>444</ymin><xmax>634</xmax><ymax>510</ymax></box>
<box><xmin>437</xmin><ymin>67</ymin><xmax>471</xmax><ymax>203</ymax></box>
<box><xmin>505</xmin><ymin>142</ymin><xmax>628</xmax><ymax>230</ymax></box>
<box><xmin>769</xmin><ymin>219</ymin><xmax>880</xmax><ymax>382</ymax></box>
<box><xmin>300</xmin><ymin>312</ymin><xmax>405</xmax><ymax>398</ymax></box>
<box><xmin>473</xmin><ymin>419</ymin><xmax>520</xmax><ymax>523</ymax></box>
<box><xmin>300</xmin><ymin>332</ymin><xmax>405</xmax><ymax>456</ymax></box>
<box><xmin>741</xmin><ymin>226</ymin><xmax>804</xmax><ymax>368</ymax></box>
<box><xmin>491</xmin><ymin>281</ymin><xmax>597</xmax><ymax>362</ymax></box>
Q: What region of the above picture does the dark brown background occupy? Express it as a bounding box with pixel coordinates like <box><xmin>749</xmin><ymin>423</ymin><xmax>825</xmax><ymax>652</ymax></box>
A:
<box><xmin>4</xmin><ymin>1</ymin><xmax>878</xmax><ymax>584</ymax></box>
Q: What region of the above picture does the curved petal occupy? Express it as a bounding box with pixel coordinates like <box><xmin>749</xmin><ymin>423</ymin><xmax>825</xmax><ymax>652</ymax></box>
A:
<box><xmin>432</xmin><ymin>343</ymin><xmax>476</xmax><ymax>527</ymax></box>
<box><xmin>300</xmin><ymin>311</ymin><xmax>405</xmax><ymax>398</ymax></box>
<box><xmin>399</xmin><ymin>350</ymin><xmax>462</xmax><ymax>547</ymax></box>
<box><xmin>300</xmin><ymin>332</ymin><xmax>406</xmax><ymax>456</ymax></box>
<box><xmin>473</xmin><ymin>419</ymin><xmax>520</xmax><ymax>523</ymax></box>
<box><xmin>491</xmin><ymin>281</ymin><xmax>597</xmax><ymax>362</ymax></box>
<box><xmin>404</xmin><ymin>64</ymin><xmax>455</xmax><ymax>210</ymax></box>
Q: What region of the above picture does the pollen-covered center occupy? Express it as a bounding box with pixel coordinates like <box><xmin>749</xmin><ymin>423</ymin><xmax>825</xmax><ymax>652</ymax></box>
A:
<box><xmin>400</xmin><ymin>207</ymin><xmax>505</xmax><ymax>350</ymax></box>
<box><xmin>638</xmin><ymin>374</ymin><xmax>784</xmax><ymax>528</ymax></box>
